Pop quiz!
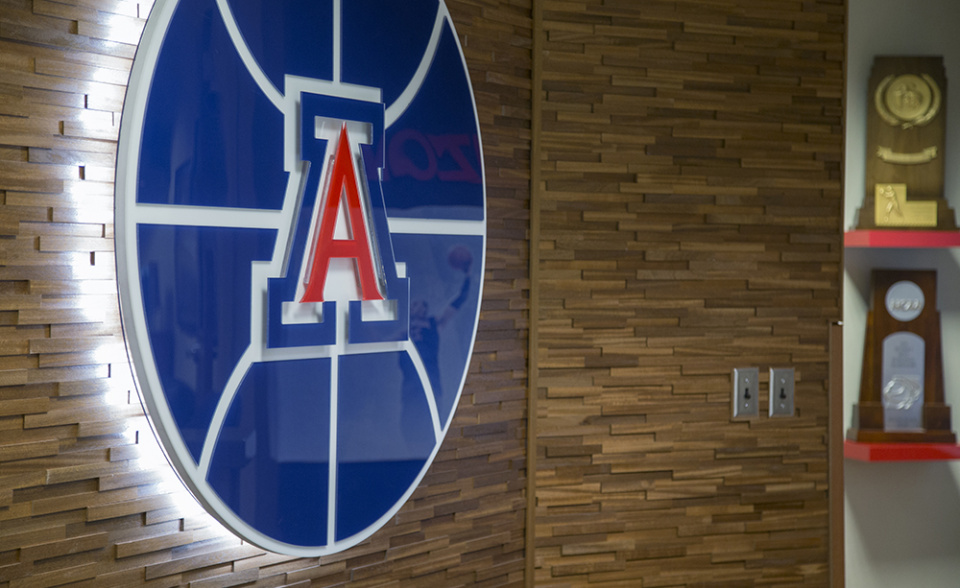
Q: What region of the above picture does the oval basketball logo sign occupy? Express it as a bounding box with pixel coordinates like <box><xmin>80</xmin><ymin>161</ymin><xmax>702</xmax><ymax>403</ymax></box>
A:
<box><xmin>116</xmin><ymin>0</ymin><xmax>485</xmax><ymax>555</ymax></box>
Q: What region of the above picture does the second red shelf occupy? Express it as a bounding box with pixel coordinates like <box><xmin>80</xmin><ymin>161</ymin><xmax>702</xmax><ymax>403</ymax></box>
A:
<box><xmin>845</xmin><ymin>229</ymin><xmax>960</xmax><ymax>248</ymax></box>
<box><xmin>844</xmin><ymin>440</ymin><xmax>960</xmax><ymax>462</ymax></box>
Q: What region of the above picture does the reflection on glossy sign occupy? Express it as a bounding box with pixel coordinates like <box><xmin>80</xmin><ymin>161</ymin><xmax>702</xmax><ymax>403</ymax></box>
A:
<box><xmin>115</xmin><ymin>0</ymin><xmax>485</xmax><ymax>556</ymax></box>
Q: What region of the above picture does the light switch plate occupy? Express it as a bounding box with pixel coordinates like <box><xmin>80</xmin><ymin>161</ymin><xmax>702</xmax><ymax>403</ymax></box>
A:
<box><xmin>769</xmin><ymin>367</ymin><xmax>795</xmax><ymax>417</ymax></box>
<box><xmin>732</xmin><ymin>367</ymin><xmax>759</xmax><ymax>419</ymax></box>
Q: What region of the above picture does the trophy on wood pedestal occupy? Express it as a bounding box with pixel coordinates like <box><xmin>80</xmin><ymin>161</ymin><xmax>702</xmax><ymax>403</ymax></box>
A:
<box><xmin>855</xmin><ymin>56</ymin><xmax>958</xmax><ymax>231</ymax></box>
<box><xmin>847</xmin><ymin>269</ymin><xmax>955</xmax><ymax>443</ymax></box>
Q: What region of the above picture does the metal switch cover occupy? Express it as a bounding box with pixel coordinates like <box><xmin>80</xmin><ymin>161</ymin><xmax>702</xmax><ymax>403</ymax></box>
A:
<box><xmin>732</xmin><ymin>367</ymin><xmax>760</xmax><ymax>418</ymax></box>
<box><xmin>769</xmin><ymin>367</ymin><xmax>795</xmax><ymax>417</ymax></box>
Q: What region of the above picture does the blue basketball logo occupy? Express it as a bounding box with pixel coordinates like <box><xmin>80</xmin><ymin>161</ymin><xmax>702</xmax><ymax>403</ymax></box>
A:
<box><xmin>116</xmin><ymin>0</ymin><xmax>485</xmax><ymax>555</ymax></box>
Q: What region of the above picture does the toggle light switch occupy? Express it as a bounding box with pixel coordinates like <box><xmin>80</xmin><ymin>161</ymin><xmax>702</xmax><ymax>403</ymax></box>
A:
<box><xmin>732</xmin><ymin>367</ymin><xmax>760</xmax><ymax>419</ymax></box>
<box><xmin>769</xmin><ymin>367</ymin><xmax>795</xmax><ymax>417</ymax></box>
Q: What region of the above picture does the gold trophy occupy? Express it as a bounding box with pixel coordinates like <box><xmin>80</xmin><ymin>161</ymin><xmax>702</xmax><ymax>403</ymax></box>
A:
<box><xmin>856</xmin><ymin>56</ymin><xmax>957</xmax><ymax>230</ymax></box>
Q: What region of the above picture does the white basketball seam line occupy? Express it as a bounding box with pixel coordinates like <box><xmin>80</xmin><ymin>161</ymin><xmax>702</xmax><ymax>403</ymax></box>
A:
<box><xmin>333</xmin><ymin>0</ymin><xmax>342</xmax><ymax>84</ymax></box>
<box><xmin>404</xmin><ymin>340</ymin><xmax>443</xmax><ymax>441</ymax></box>
<box><xmin>130</xmin><ymin>204</ymin><xmax>286</xmax><ymax>228</ymax></box>
<box><xmin>388</xmin><ymin>218</ymin><xmax>485</xmax><ymax>236</ymax></box>
<box><xmin>127</xmin><ymin>202</ymin><xmax>485</xmax><ymax>235</ymax></box>
<box><xmin>327</xmin><ymin>301</ymin><xmax>344</xmax><ymax>546</ymax></box>
<box><xmin>198</xmin><ymin>348</ymin><xmax>255</xmax><ymax>475</ymax></box>
<box><xmin>197</xmin><ymin>310</ymin><xmax>423</xmax><ymax>478</ymax></box>
<box><xmin>384</xmin><ymin>4</ymin><xmax>446</xmax><ymax>128</ymax></box>
<box><xmin>215</xmin><ymin>0</ymin><xmax>285</xmax><ymax>110</ymax></box>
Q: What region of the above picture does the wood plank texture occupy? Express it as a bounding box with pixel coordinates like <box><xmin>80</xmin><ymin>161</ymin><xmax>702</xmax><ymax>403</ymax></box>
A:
<box><xmin>0</xmin><ymin>0</ymin><xmax>846</xmax><ymax>586</ymax></box>
<box><xmin>534</xmin><ymin>0</ymin><xmax>844</xmax><ymax>586</ymax></box>
<box><xmin>0</xmin><ymin>0</ymin><xmax>531</xmax><ymax>587</ymax></box>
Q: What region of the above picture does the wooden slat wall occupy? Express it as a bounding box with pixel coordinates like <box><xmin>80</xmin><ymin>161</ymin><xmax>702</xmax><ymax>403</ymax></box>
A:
<box><xmin>0</xmin><ymin>0</ymin><xmax>848</xmax><ymax>586</ymax></box>
<box><xmin>534</xmin><ymin>0</ymin><xmax>844</xmax><ymax>586</ymax></box>
<box><xmin>0</xmin><ymin>0</ymin><xmax>532</xmax><ymax>587</ymax></box>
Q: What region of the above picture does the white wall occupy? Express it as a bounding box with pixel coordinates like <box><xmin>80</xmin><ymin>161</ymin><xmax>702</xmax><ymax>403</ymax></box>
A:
<box><xmin>845</xmin><ymin>1</ymin><xmax>960</xmax><ymax>586</ymax></box>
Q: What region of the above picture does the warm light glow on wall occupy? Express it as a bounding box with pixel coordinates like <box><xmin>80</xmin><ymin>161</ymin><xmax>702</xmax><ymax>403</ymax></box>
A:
<box><xmin>75</xmin><ymin>0</ymin><xmax>237</xmax><ymax>539</ymax></box>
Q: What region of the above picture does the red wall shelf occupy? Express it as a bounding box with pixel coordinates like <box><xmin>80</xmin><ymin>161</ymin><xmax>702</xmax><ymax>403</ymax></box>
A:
<box><xmin>844</xmin><ymin>440</ymin><xmax>960</xmax><ymax>462</ymax></box>
<box><xmin>845</xmin><ymin>229</ymin><xmax>960</xmax><ymax>248</ymax></box>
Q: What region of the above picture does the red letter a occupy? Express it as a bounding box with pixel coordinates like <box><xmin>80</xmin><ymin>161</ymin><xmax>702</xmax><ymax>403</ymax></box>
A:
<box><xmin>301</xmin><ymin>124</ymin><xmax>383</xmax><ymax>303</ymax></box>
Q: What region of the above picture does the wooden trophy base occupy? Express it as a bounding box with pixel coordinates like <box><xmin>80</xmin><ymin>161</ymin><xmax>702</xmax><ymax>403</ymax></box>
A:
<box><xmin>848</xmin><ymin>401</ymin><xmax>957</xmax><ymax>443</ymax></box>
<box><xmin>855</xmin><ymin>198</ymin><xmax>958</xmax><ymax>231</ymax></box>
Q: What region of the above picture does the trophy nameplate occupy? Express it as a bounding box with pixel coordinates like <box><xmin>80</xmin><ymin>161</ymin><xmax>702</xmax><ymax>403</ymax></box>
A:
<box><xmin>856</xmin><ymin>56</ymin><xmax>958</xmax><ymax>231</ymax></box>
<box><xmin>847</xmin><ymin>270</ymin><xmax>955</xmax><ymax>443</ymax></box>
<box><xmin>881</xmin><ymin>332</ymin><xmax>924</xmax><ymax>431</ymax></box>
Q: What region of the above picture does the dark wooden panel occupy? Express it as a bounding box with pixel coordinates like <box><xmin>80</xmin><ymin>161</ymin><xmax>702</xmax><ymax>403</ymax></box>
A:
<box><xmin>534</xmin><ymin>0</ymin><xmax>843</xmax><ymax>585</ymax></box>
